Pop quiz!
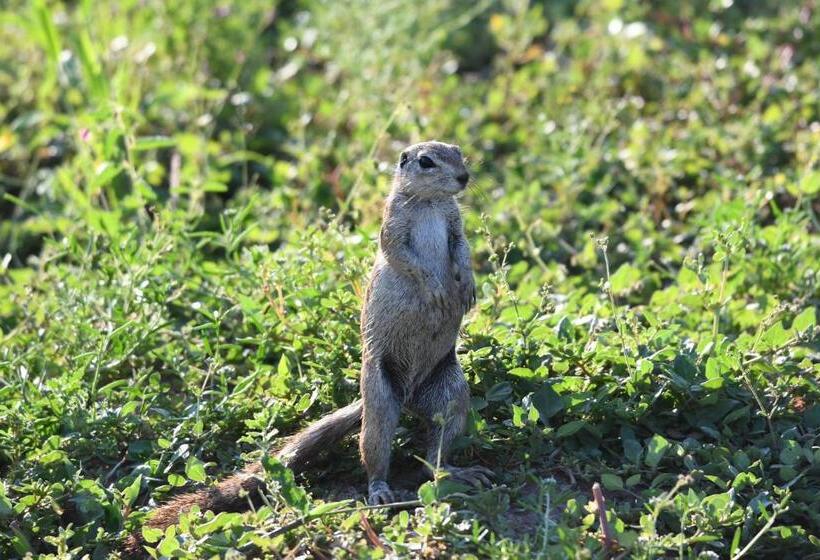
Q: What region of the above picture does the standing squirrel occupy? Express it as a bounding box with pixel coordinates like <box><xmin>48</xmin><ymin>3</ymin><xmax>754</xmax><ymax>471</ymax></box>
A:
<box><xmin>124</xmin><ymin>140</ymin><xmax>489</xmax><ymax>554</ymax></box>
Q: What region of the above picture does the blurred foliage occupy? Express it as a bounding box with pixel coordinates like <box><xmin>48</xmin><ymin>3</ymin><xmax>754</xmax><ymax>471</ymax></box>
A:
<box><xmin>0</xmin><ymin>0</ymin><xmax>818</xmax><ymax>558</ymax></box>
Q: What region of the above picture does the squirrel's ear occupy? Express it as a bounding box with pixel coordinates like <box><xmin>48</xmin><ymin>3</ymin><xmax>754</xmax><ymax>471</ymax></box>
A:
<box><xmin>399</xmin><ymin>151</ymin><xmax>409</xmax><ymax>168</ymax></box>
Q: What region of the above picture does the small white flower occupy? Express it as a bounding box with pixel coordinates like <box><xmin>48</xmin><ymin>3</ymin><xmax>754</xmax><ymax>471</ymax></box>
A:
<box><xmin>283</xmin><ymin>37</ymin><xmax>298</xmax><ymax>52</ymax></box>
<box><xmin>110</xmin><ymin>35</ymin><xmax>129</xmax><ymax>52</ymax></box>
<box><xmin>623</xmin><ymin>22</ymin><xmax>647</xmax><ymax>39</ymax></box>
<box><xmin>743</xmin><ymin>60</ymin><xmax>760</xmax><ymax>78</ymax></box>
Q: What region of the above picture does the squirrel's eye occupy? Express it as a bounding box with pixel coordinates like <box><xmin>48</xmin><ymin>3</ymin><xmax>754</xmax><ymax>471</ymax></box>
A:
<box><xmin>418</xmin><ymin>155</ymin><xmax>436</xmax><ymax>169</ymax></box>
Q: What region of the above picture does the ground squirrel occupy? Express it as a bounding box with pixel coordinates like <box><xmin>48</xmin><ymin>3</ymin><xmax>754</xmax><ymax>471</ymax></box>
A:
<box><xmin>124</xmin><ymin>140</ymin><xmax>489</xmax><ymax>554</ymax></box>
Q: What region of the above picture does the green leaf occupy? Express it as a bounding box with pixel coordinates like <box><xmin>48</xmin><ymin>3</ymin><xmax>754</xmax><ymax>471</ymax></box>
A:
<box><xmin>701</xmin><ymin>377</ymin><xmax>724</xmax><ymax>390</ymax></box>
<box><xmin>418</xmin><ymin>481</ymin><xmax>438</xmax><ymax>505</ymax></box>
<box><xmin>636</xmin><ymin>358</ymin><xmax>654</xmax><ymax>378</ymax></box>
<box><xmin>262</xmin><ymin>455</ymin><xmax>308</xmax><ymax>512</ymax></box>
<box><xmin>141</xmin><ymin>525</ymin><xmax>163</xmax><ymax>544</ymax></box>
<box><xmin>760</xmin><ymin>321</ymin><xmax>790</xmax><ymax>350</ymax></box>
<box><xmin>677</xmin><ymin>267</ymin><xmax>703</xmax><ymax>290</ymax></box>
<box><xmin>779</xmin><ymin>440</ymin><xmax>802</xmax><ymax>465</ymax></box>
<box><xmin>307</xmin><ymin>500</ymin><xmax>351</xmax><ymax>517</ymax></box>
<box><xmin>0</xmin><ymin>485</ymin><xmax>12</xmax><ymax>518</ymax></box>
<box><xmin>123</xmin><ymin>475</ymin><xmax>142</xmax><ymax>508</ymax></box>
<box><xmin>702</xmin><ymin>492</ymin><xmax>732</xmax><ymax>516</ymax></box>
<box><xmin>705</xmin><ymin>357</ymin><xmax>722</xmax><ymax>379</ymax></box>
<box><xmin>792</xmin><ymin>307</ymin><xmax>816</xmax><ymax>333</ymax></box>
<box><xmin>555</xmin><ymin>315</ymin><xmax>573</xmax><ymax>341</ymax></box>
<box><xmin>185</xmin><ymin>456</ymin><xmax>207</xmax><ymax>483</ymax></box>
<box><xmin>157</xmin><ymin>526</ymin><xmax>179</xmax><ymax>556</ymax></box>
<box><xmin>601</xmin><ymin>473</ymin><xmax>623</xmax><ymax>491</ymax></box>
<box><xmin>552</xmin><ymin>360</ymin><xmax>569</xmax><ymax>373</ymax></box>
<box><xmin>723</xmin><ymin>405</ymin><xmax>750</xmax><ymax>425</ymax></box>
<box><xmin>277</xmin><ymin>354</ymin><xmax>290</xmax><ymax>377</ymax></box>
<box><xmin>779</xmin><ymin>465</ymin><xmax>798</xmax><ymax>482</ymax></box>
<box><xmin>511</xmin><ymin>404</ymin><xmax>525</xmax><ymax>427</ymax></box>
<box><xmin>733</xmin><ymin>450</ymin><xmax>751</xmax><ymax>470</ymax></box>
<box><xmin>194</xmin><ymin>511</ymin><xmax>243</xmax><ymax>537</ymax></box>
<box><xmin>645</xmin><ymin>434</ymin><xmax>671</xmax><ymax>468</ymax></box>
<box><xmin>673</xmin><ymin>354</ymin><xmax>698</xmax><ymax>381</ymax></box>
<box><xmin>167</xmin><ymin>473</ymin><xmax>186</xmax><ymax>487</ymax></box>
<box><xmin>132</xmin><ymin>136</ymin><xmax>176</xmax><ymax>151</ymax></box>
<box><xmin>436</xmin><ymin>479</ymin><xmax>472</xmax><ymax>498</ymax></box>
<box><xmin>341</xmin><ymin>511</ymin><xmax>361</xmax><ymax>531</ymax></box>
<box><xmin>39</xmin><ymin>450</ymin><xmax>66</xmax><ymax>464</ymax></box>
<box><xmin>10</xmin><ymin>525</ymin><xmax>32</xmax><ymax>555</ymax></box>
<box><xmin>531</xmin><ymin>385</ymin><xmax>565</xmax><ymax>423</ymax></box>
<box><xmin>76</xmin><ymin>30</ymin><xmax>107</xmax><ymax>99</ymax></box>
<box><xmin>509</xmin><ymin>367</ymin><xmax>535</xmax><ymax>378</ymax></box>
<box><xmin>203</xmin><ymin>181</ymin><xmax>229</xmax><ymax>193</ymax></box>
<box><xmin>730</xmin><ymin>526</ymin><xmax>742</xmax><ymax>557</ymax></box>
<box><xmin>621</xmin><ymin>426</ymin><xmax>643</xmax><ymax>464</ymax></box>
<box><xmin>486</xmin><ymin>382</ymin><xmax>512</xmax><ymax>402</ymax></box>
<box><xmin>805</xmin><ymin>405</ymin><xmax>820</xmax><ymax>430</ymax></box>
<box><xmin>33</xmin><ymin>0</ymin><xmax>61</xmax><ymax>68</ymax></box>
<box><xmin>798</xmin><ymin>170</ymin><xmax>820</xmax><ymax>195</ymax></box>
<box><xmin>609</xmin><ymin>263</ymin><xmax>641</xmax><ymax>293</ymax></box>
<box><xmin>556</xmin><ymin>420</ymin><xmax>586</xmax><ymax>438</ymax></box>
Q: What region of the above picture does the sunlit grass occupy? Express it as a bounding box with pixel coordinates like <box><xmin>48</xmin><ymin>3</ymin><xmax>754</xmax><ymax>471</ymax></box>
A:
<box><xmin>0</xmin><ymin>0</ymin><xmax>818</xmax><ymax>558</ymax></box>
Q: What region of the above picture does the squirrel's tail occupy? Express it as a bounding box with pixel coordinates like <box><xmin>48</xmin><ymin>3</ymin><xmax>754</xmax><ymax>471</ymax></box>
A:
<box><xmin>123</xmin><ymin>399</ymin><xmax>363</xmax><ymax>557</ymax></box>
<box><xmin>277</xmin><ymin>398</ymin><xmax>364</xmax><ymax>468</ymax></box>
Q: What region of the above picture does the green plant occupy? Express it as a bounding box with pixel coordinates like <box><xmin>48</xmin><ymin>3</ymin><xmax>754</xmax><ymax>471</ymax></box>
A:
<box><xmin>1</xmin><ymin>0</ymin><xmax>818</xmax><ymax>557</ymax></box>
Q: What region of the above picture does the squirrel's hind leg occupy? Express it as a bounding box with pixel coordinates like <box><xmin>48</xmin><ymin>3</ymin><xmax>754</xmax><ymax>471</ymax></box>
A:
<box><xmin>409</xmin><ymin>348</ymin><xmax>493</xmax><ymax>487</ymax></box>
<box><xmin>359</xmin><ymin>357</ymin><xmax>402</xmax><ymax>504</ymax></box>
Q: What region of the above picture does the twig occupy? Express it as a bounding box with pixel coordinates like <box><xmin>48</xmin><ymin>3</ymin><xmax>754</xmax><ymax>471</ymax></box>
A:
<box><xmin>739</xmin><ymin>365</ymin><xmax>778</xmax><ymax>449</ymax></box>
<box><xmin>711</xmin><ymin>257</ymin><xmax>729</xmax><ymax>342</ymax></box>
<box><xmin>257</xmin><ymin>499</ymin><xmax>421</xmax><ymax>540</ymax></box>
<box><xmin>592</xmin><ymin>482</ymin><xmax>617</xmax><ymax>552</ymax></box>
<box><xmin>168</xmin><ymin>151</ymin><xmax>181</xmax><ymax>209</ymax></box>
<box><xmin>597</xmin><ymin>240</ymin><xmax>635</xmax><ymax>381</ymax></box>
<box><xmin>730</xmin><ymin>506</ymin><xmax>780</xmax><ymax>560</ymax></box>
<box><xmin>309</xmin><ymin>547</ymin><xmax>331</xmax><ymax>560</ymax></box>
<box><xmin>360</xmin><ymin>512</ymin><xmax>387</xmax><ymax>551</ymax></box>
<box><xmin>742</xmin><ymin>336</ymin><xmax>800</xmax><ymax>367</ymax></box>
<box><xmin>539</xmin><ymin>483</ymin><xmax>552</xmax><ymax>558</ymax></box>
<box><xmin>104</xmin><ymin>453</ymin><xmax>128</xmax><ymax>484</ymax></box>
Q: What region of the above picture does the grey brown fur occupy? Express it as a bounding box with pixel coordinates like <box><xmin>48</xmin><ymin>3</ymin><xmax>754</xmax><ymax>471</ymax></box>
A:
<box><xmin>123</xmin><ymin>141</ymin><xmax>488</xmax><ymax>555</ymax></box>
<box><xmin>359</xmin><ymin>140</ymin><xmax>489</xmax><ymax>503</ymax></box>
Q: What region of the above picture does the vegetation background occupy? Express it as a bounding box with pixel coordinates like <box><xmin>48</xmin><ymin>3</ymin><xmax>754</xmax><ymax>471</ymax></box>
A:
<box><xmin>0</xmin><ymin>0</ymin><xmax>818</xmax><ymax>558</ymax></box>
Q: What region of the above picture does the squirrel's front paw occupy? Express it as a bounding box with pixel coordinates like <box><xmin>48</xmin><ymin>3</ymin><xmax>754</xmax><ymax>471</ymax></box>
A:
<box><xmin>459</xmin><ymin>277</ymin><xmax>476</xmax><ymax>312</ymax></box>
<box><xmin>425</xmin><ymin>279</ymin><xmax>448</xmax><ymax>309</ymax></box>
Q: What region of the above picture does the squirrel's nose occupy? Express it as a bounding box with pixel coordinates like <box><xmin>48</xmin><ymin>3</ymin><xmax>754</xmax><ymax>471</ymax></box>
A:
<box><xmin>457</xmin><ymin>173</ymin><xmax>470</xmax><ymax>187</ymax></box>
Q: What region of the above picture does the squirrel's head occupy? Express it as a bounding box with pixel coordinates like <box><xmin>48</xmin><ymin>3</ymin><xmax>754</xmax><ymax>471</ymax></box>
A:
<box><xmin>393</xmin><ymin>141</ymin><xmax>470</xmax><ymax>199</ymax></box>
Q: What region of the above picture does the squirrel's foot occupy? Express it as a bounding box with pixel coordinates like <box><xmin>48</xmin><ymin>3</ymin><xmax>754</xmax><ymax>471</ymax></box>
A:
<box><xmin>368</xmin><ymin>480</ymin><xmax>395</xmax><ymax>505</ymax></box>
<box><xmin>442</xmin><ymin>465</ymin><xmax>493</xmax><ymax>488</ymax></box>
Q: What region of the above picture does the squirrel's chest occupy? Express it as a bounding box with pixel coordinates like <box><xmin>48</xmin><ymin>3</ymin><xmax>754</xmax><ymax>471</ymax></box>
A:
<box><xmin>409</xmin><ymin>208</ymin><xmax>449</xmax><ymax>273</ymax></box>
